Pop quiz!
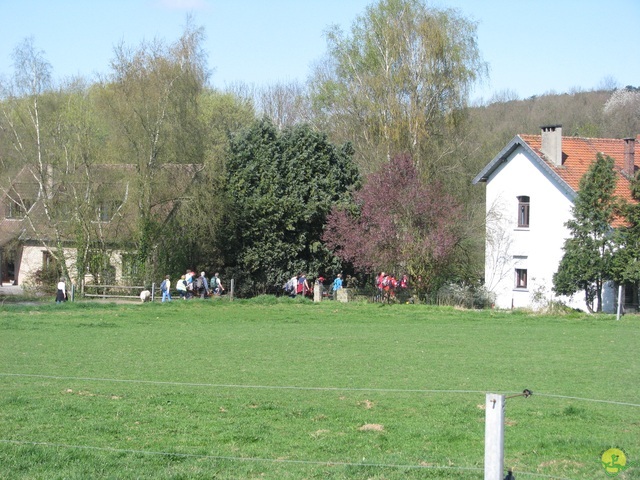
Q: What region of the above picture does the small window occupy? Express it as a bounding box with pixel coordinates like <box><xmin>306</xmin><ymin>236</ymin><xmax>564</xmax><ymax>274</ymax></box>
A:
<box><xmin>121</xmin><ymin>253</ymin><xmax>141</xmax><ymax>281</ymax></box>
<box><xmin>42</xmin><ymin>251</ymin><xmax>53</xmax><ymax>269</ymax></box>
<box><xmin>517</xmin><ymin>196</ymin><xmax>530</xmax><ymax>228</ymax></box>
<box><xmin>515</xmin><ymin>268</ymin><xmax>528</xmax><ymax>289</ymax></box>
<box><xmin>5</xmin><ymin>199</ymin><xmax>33</xmax><ymax>219</ymax></box>
<box><xmin>41</xmin><ymin>251</ymin><xmax>61</xmax><ymax>278</ymax></box>
<box><xmin>97</xmin><ymin>200</ymin><xmax>120</xmax><ymax>222</ymax></box>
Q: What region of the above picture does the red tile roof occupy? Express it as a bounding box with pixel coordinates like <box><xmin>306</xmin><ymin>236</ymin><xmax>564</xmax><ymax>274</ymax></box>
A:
<box><xmin>520</xmin><ymin>134</ymin><xmax>638</xmax><ymax>204</ymax></box>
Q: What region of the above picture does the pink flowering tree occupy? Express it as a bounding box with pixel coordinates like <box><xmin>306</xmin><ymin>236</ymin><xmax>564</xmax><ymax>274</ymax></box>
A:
<box><xmin>323</xmin><ymin>154</ymin><xmax>463</xmax><ymax>293</ymax></box>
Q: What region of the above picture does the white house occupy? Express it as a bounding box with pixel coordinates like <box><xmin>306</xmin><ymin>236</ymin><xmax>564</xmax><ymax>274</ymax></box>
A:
<box><xmin>473</xmin><ymin>125</ymin><xmax>638</xmax><ymax>312</ymax></box>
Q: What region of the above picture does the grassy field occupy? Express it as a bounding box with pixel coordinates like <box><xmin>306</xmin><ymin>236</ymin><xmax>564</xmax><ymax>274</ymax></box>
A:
<box><xmin>0</xmin><ymin>297</ymin><xmax>638</xmax><ymax>479</ymax></box>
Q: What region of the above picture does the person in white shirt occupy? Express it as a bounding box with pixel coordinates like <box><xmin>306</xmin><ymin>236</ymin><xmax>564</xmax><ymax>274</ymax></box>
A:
<box><xmin>176</xmin><ymin>274</ymin><xmax>188</xmax><ymax>299</ymax></box>
<box><xmin>56</xmin><ymin>278</ymin><xmax>66</xmax><ymax>303</ymax></box>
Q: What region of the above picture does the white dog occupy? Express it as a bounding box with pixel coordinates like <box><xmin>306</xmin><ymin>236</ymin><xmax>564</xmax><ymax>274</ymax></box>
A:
<box><xmin>140</xmin><ymin>290</ymin><xmax>151</xmax><ymax>302</ymax></box>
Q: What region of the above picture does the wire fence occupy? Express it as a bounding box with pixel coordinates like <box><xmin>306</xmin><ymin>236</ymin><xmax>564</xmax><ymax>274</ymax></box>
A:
<box><xmin>2</xmin><ymin>373</ymin><xmax>640</xmax><ymax>407</ymax></box>
<box><xmin>1</xmin><ymin>372</ymin><xmax>637</xmax><ymax>479</ymax></box>
<box><xmin>0</xmin><ymin>439</ymin><xmax>573</xmax><ymax>479</ymax></box>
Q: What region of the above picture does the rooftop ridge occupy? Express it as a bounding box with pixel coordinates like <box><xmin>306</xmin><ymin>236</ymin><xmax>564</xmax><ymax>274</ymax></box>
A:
<box><xmin>519</xmin><ymin>133</ymin><xmax>635</xmax><ymax>143</ymax></box>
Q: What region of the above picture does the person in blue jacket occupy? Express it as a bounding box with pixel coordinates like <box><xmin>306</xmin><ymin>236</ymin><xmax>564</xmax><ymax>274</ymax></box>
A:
<box><xmin>331</xmin><ymin>273</ymin><xmax>343</xmax><ymax>299</ymax></box>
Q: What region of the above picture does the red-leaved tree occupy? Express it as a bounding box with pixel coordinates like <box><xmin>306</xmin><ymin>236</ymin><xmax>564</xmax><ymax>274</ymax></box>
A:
<box><xmin>323</xmin><ymin>154</ymin><xmax>463</xmax><ymax>292</ymax></box>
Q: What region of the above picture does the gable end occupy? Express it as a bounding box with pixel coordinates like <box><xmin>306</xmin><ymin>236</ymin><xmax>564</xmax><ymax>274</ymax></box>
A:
<box><xmin>473</xmin><ymin>135</ymin><xmax>577</xmax><ymax>200</ymax></box>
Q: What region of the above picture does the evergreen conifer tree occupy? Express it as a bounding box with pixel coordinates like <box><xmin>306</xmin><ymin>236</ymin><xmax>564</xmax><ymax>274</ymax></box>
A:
<box><xmin>611</xmin><ymin>169</ymin><xmax>640</xmax><ymax>299</ymax></box>
<box><xmin>553</xmin><ymin>154</ymin><xmax>618</xmax><ymax>312</ymax></box>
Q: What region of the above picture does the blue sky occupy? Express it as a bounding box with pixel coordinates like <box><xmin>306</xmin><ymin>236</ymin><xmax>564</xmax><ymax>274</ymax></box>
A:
<box><xmin>1</xmin><ymin>0</ymin><xmax>639</xmax><ymax>102</ymax></box>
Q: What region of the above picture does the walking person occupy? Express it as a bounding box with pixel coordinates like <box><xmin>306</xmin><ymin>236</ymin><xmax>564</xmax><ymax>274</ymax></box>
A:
<box><xmin>55</xmin><ymin>277</ymin><xmax>67</xmax><ymax>303</ymax></box>
<box><xmin>176</xmin><ymin>274</ymin><xmax>187</xmax><ymax>299</ymax></box>
<box><xmin>197</xmin><ymin>271</ymin><xmax>209</xmax><ymax>298</ymax></box>
<box><xmin>284</xmin><ymin>273</ymin><xmax>298</xmax><ymax>298</ymax></box>
<box><xmin>297</xmin><ymin>273</ymin><xmax>310</xmax><ymax>297</ymax></box>
<box><xmin>331</xmin><ymin>273</ymin><xmax>343</xmax><ymax>300</ymax></box>
<box><xmin>185</xmin><ymin>269</ymin><xmax>194</xmax><ymax>299</ymax></box>
<box><xmin>376</xmin><ymin>272</ymin><xmax>385</xmax><ymax>302</ymax></box>
<box><xmin>160</xmin><ymin>275</ymin><xmax>172</xmax><ymax>302</ymax></box>
<box><xmin>211</xmin><ymin>272</ymin><xmax>225</xmax><ymax>295</ymax></box>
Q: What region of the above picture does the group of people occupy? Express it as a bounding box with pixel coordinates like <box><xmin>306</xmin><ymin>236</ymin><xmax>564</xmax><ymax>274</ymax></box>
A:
<box><xmin>376</xmin><ymin>272</ymin><xmax>409</xmax><ymax>301</ymax></box>
<box><xmin>160</xmin><ymin>270</ymin><xmax>225</xmax><ymax>302</ymax></box>
<box><xmin>283</xmin><ymin>272</ymin><xmax>311</xmax><ymax>298</ymax></box>
<box><xmin>283</xmin><ymin>272</ymin><xmax>345</xmax><ymax>299</ymax></box>
<box><xmin>280</xmin><ymin>271</ymin><xmax>412</xmax><ymax>302</ymax></box>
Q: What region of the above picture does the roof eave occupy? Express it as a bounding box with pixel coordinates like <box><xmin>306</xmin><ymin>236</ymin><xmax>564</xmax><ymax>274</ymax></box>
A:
<box><xmin>472</xmin><ymin>135</ymin><xmax>523</xmax><ymax>184</ymax></box>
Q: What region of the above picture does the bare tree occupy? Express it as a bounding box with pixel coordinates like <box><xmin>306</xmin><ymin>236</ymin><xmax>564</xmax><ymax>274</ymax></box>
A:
<box><xmin>0</xmin><ymin>39</ymin><xmax>124</xmax><ymax>286</ymax></box>
<box><xmin>483</xmin><ymin>197</ymin><xmax>514</xmax><ymax>293</ymax></box>
<box><xmin>256</xmin><ymin>81</ymin><xmax>311</xmax><ymax>129</ymax></box>
<box><xmin>603</xmin><ymin>87</ymin><xmax>640</xmax><ymax>138</ymax></box>
<box><xmin>100</xmin><ymin>21</ymin><xmax>209</xmax><ymax>281</ymax></box>
<box><xmin>310</xmin><ymin>0</ymin><xmax>487</xmax><ymax>176</ymax></box>
<box><xmin>0</xmin><ymin>38</ymin><xmax>71</xmax><ymax>281</ymax></box>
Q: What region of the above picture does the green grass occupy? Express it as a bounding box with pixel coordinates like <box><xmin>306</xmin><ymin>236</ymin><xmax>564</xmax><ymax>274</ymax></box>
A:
<box><xmin>0</xmin><ymin>298</ymin><xmax>638</xmax><ymax>479</ymax></box>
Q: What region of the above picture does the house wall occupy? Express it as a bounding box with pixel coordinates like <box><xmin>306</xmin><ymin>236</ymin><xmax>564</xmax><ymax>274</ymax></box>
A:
<box><xmin>17</xmin><ymin>245</ymin><xmax>127</xmax><ymax>287</ymax></box>
<box><xmin>18</xmin><ymin>245</ymin><xmax>77</xmax><ymax>286</ymax></box>
<box><xmin>484</xmin><ymin>147</ymin><xmax>590</xmax><ymax>311</ymax></box>
<box><xmin>18</xmin><ymin>246</ymin><xmax>45</xmax><ymax>286</ymax></box>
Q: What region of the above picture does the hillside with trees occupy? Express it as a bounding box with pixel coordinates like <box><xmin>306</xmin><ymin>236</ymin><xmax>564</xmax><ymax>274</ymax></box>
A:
<box><xmin>465</xmin><ymin>88</ymin><xmax>639</xmax><ymax>166</ymax></box>
<box><xmin>1</xmin><ymin>0</ymin><xmax>638</xmax><ymax>298</ymax></box>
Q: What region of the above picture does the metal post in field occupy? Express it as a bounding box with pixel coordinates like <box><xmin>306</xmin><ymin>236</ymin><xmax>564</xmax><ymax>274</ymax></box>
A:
<box><xmin>484</xmin><ymin>393</ymin><xmax>505</xmax><ymax>480</ymax></box>
<box><xmin>229</xmin><ymin>279</ymin><xmax>234</xmax><ymax>301</ymax></box>
<box><xmin>151</xmin><ymin>282</ymin><xmax>155</xmax><ymax>302</ymax></box>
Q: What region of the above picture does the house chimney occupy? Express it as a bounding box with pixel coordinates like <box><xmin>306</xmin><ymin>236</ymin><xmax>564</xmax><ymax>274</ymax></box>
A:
<box><xmin>540</xmin><ymin>125</ymin><xmax>563</xmax><ymax>166</ymax></box>
<box><xmin>623</xmin><ymin>137</ymin><xmax>636</xmax><ymax>177</ymax></box>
